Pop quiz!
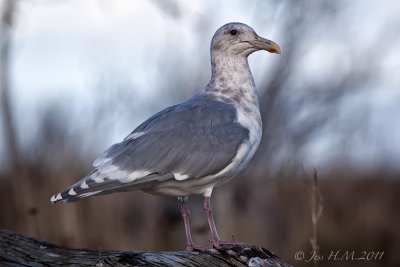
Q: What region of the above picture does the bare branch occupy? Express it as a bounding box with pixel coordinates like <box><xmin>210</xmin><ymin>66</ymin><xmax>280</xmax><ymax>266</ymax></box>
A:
<box><xmin>0</xmin><ymin>228</ymin><xmax>292</xmax><ymax>267</ymax></box>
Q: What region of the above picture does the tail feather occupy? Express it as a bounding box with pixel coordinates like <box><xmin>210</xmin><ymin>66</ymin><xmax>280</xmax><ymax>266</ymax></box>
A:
<box><xmin>50</xmin><ymin>170</ymin><xmax>172</xmax><ymax>203</ymax></box>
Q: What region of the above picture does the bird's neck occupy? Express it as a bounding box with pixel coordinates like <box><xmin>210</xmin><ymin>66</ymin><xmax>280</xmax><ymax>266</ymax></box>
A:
<box><xmin>202</xmin><ymin>54</ymin><xmax>259</xmax><ymax>107</ymax></box>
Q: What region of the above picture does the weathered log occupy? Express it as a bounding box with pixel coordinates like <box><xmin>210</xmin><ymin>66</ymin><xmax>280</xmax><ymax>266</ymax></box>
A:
<box><xmin>0</xmin><ymin>228</ymin><xmax>292</xmax><ymax>267</ymax></box>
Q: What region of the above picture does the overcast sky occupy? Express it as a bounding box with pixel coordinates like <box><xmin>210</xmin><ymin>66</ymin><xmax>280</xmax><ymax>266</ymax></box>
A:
<box><xmin>1</xmin><ymin>0</ymin><xmax>400</xmax><ymax>171</ymax></box>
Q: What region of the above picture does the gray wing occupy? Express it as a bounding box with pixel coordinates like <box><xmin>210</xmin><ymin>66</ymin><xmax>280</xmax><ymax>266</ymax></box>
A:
<box><xmin>51</xmin><ymin>95</ymin><xmax>249</xmax><ymax>203</ymax></box>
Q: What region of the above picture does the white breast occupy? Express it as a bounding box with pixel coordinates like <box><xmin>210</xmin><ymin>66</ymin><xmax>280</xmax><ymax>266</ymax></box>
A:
<box><xmin>231</xmin><ymin>100</ymin><xmax>262</xmax><ymax>173</ymax></box>
<box><xmin>203</xmin><ymin>98</ymin><xmax>262</xmax><ymax>191</ymax></box>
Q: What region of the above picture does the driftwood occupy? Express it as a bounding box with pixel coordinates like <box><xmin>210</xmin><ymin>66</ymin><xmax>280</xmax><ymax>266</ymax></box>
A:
<box><xmin>0</xmin><ymin>228</ymin><xmax>292</xmax><ymax>267</ymax></box>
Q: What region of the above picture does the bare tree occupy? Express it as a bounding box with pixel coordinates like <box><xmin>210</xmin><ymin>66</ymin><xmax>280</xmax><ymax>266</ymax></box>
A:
<box><xmin>0</xmin><ymin>0</ymin><xmax>19</xmax><ymax>173</ymax></box>
<box><xmin>0</xmin><ymin>0</ymin><xmax>38</xmax><ymax>237</ymax></box>
<box><xmin>249</xmin><ymin>0</ymin><xmax>382</xmax><ymax>175</ymax></box>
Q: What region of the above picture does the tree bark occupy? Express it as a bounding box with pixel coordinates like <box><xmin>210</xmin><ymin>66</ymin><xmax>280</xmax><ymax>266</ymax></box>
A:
<box><xmin>0</xmin><ymin>228</ymin><xmax>292</xmax><ymax>267</ymax></box>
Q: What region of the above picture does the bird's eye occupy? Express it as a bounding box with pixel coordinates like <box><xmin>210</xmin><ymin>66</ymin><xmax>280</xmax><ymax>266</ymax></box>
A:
<box><xmin>230</xmin><ymin>29</ymin><xmax>237</xmax><ymax>36</ymax></box>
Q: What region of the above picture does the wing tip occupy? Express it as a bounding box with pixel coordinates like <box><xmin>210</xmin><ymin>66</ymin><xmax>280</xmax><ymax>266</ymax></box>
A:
<box><xmin>50</xmin><ymin>182</ymin><xmax>105</xmax><ymax>204</ymax></box>
<box><xmin>50</xmin><ymin>192</ymin><xmax>63</xmax><ymax>204</ymax></box>
<box><xmin>50</xmin><ymin>187</ymin><xmax>79</xmax><ymax>204</ymax></box>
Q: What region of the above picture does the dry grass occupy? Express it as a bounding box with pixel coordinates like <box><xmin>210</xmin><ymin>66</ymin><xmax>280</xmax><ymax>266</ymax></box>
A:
<box><xmin>0</xmin><ymin>166</ymin><xmax>399</xmax><ymax>267</ymax></box>
<box><xmin>308</xmin><ymin>170</ymin><xmax>323</xmax><ymax>266</ymax></box>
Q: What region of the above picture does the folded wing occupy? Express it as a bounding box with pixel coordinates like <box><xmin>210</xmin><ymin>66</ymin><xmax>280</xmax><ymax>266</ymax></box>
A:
<box><xmin>51</xmin><ymin>95</ymin><xmax>249</xmax><ymax>203</ymax></box>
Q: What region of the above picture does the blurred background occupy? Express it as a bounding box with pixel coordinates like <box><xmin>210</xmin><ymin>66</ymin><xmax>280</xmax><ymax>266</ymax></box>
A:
<box><xmin>1</xmin><ymin>0</ymin><xmax>399</xmax><ymax>266</ymax></box>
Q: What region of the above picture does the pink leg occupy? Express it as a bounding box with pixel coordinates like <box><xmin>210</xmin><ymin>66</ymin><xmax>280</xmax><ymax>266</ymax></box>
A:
<box><xmin>203</xmin><ymin>197</ymin><xmax>222</xmax><ymax>246</ymax></box>
<box><xmin>204</xmin><ymin>197</ymin><xmax>247</xmax><ymax>248</ymax></box>
<box><xmin>180</xmin><ymin>198</ymin><xmax>204</xmax><ymax>251</ymax></box>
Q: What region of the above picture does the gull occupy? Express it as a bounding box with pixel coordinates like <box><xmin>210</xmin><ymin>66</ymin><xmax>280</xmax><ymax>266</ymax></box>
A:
<box><xmin>51</xmin><ymin>22</ymin><xmax>280</xmax><ymax>251</ymax></box>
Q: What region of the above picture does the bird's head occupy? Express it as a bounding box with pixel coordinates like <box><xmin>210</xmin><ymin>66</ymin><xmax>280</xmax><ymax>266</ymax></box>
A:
<box><xmin>211</xmin><ymin>22</ymin><xmax>281</xmax><ymax>57</ymax></box>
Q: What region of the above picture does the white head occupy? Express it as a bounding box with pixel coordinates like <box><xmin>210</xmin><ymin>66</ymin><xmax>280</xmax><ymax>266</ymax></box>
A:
<box><xmin>205</xmin><ymin>23</ymin><xmax>280</xmax><ymax>103</ymax></box>
<box><xmin>211</xmin><ymin>22</ymin><xmax>280</xmax><ymax>58</ymax></box>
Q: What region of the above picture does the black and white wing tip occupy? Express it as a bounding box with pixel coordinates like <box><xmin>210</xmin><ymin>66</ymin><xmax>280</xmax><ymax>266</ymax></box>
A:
<box><xmin>50</xmin><ymin>171</ymin><xmax>105</xmax><ymax>204</ymax></box>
